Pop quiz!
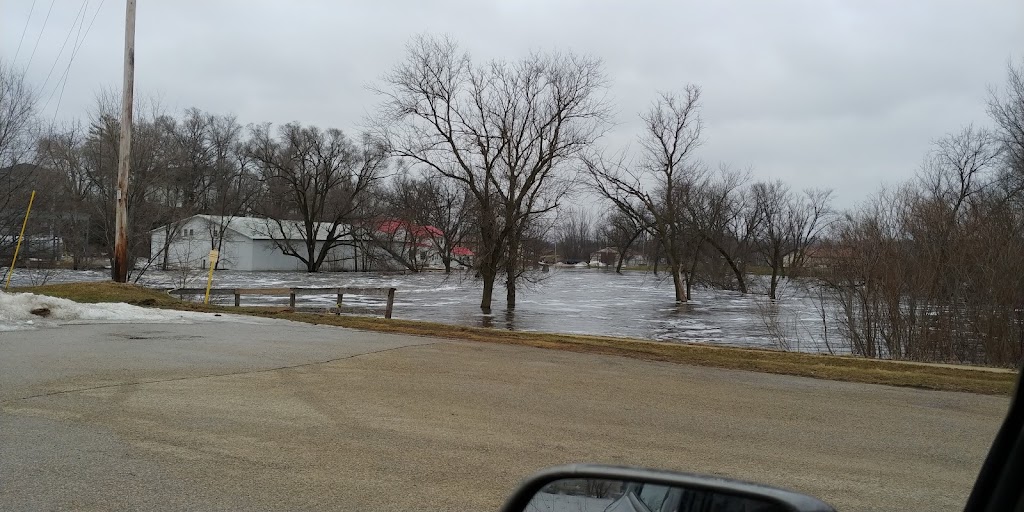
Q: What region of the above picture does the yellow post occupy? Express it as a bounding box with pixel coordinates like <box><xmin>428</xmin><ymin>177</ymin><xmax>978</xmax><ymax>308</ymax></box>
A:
<box><xmin>203</xmin><ymin>249</ymin><xmax>219</xmax><ymax>304</ymax></box>
<box><xmin>4</xmin><ymin>190</ymin><xmax>36</xmax><ymax>291</ymax></box>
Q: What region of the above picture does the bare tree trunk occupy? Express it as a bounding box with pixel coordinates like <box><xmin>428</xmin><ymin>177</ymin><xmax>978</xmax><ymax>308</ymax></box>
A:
<box><xmin>505</xmin><ymin>238</ymin><xmax>519</xmax><ymax>309</ymax></box>
<box><xmin>732</xmin><ymin>261</ymin><xmax>748</xmax><ymax>294</ymax></box>
<box><xmin>158</xmin><ymin>223</ymin><xmax>180</xmax><ymax>271</ymax></box>
<box><xmin>671</xmin><ymin>265</ymin><xmax>686</xmax><ymax>303</ymax></box>
<box><xmin>652</xmin><ymin>241</ymin><xmax>660</xmax><ymax>276</ymax></box>
<box><xmin>506</xmin><ymin>274</ymin><xmax>516</xmax><ymax>310</ymax></box>
<box><xmin>769</xmin><ymin>261</ymin><xmax>780</xmax><ymax>300</ymax></box>
<box><xmin>615</xmin><ymin>230</ymin><xmax>642</xmax><ymax>274</ymax></box>
<box><xmin>686</xmin><ymin>255</ymin><xmax>699</xmax><ymax>301</ymax></box>
<box><xmin>480</xmin><ymin>272</ymin><xmax>495</xmax><ymax>313</ymax></box>
<box><xmin>160</xmin><ymin>237</ymin><xmax>171</xmax><ymax>270</ymax></box>
<box><xmin>707</xmin><ymin>238</ymin><xmax>748</xmax><ymax>293</ymax></box>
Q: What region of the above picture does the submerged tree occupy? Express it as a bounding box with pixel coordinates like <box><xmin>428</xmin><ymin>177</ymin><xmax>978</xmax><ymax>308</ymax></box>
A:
<box><xmin>373</xmin><ymin>35</ymin><xmax>610</xmax><ymax>311</ymax></box>
<box><xmin>751</xmin><ymin>181</ymin><xmax>832</xmax><ymax>300</ymax></box>
<box><xmin>587</xmin><ymin>86</ymin><xmax>704</xmax><ymax>302</ymax></box>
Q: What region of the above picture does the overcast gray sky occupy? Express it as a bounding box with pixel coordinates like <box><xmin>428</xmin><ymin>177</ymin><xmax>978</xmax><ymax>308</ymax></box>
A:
<box><xmin>2</xmin><ymin>0</ymin><xmax>1022</xmax><ymax>208</ymax></box>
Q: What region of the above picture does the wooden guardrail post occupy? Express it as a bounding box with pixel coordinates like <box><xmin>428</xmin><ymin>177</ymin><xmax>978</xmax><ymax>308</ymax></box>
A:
<box><xmin>289</xmin><ymin>290</ymin><xmax>296</xmax><ymax>308</ymax></box>
<box><xmin>385</xmin><ymin>287</ymin><xmax>396</xmax><ymax>319</ymax></box>
<box><xmin>336</xmin><ymin>289</ymin><xmax>343</xmax><ymax>315</ymax></box>
<box><xmin>234</xmin><ymin>290</ymin><xmax>241</xmax><ymax>307</ymax></box>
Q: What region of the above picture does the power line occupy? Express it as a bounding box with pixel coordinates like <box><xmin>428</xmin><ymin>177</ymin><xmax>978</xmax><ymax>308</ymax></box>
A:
<box><xmin>45</xmin><ymin>0</ymin><xmax>102</xmax><ymax>113</ymax></box>
<box><xmin>23</xmin><ymin>0</ymin><xmax>57</xmax><ymax>72</ymax></box>
<box><xmin>46</xmin><ymin>2</ymin><xmax>90</xmax><ymax>118</ymax></box>
<box><xmin>37</xmin><ymin>0</ymin><xmax>89</xmax><ymax>98</ymax></box>
<box><xmin>49</xmin><ymin>0</ymin><xmax>107</xmax><ymax>123</ymax></box>
<box><xmin>11</xmin><ymin>0</ymin><xmax>38</xmax><ymax>65</ymax></box>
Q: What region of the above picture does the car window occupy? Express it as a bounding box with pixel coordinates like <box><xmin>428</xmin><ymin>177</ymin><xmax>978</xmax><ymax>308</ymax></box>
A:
<box><xmin>638</xmin><ymin>484</ymin><xmax>672</xmax><ymax>511</ymax></box>
<box><xmin>676</xmin><ymin>489</ymin><xmax>787</xmax><ymax>512</ymax></box>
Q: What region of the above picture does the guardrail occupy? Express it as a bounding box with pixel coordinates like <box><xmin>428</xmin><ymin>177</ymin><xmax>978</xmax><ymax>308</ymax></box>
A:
<box><xmin>169</xmin><ymin>286</ymin><xmax>398</xmax><ymax>319</ymax></box>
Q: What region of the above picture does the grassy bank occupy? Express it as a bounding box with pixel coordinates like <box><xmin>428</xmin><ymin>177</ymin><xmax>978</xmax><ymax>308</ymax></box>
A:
<box><xmin>13</xmin><ymin>282</ymin><xmax>1018</xmax><ymax>396</ymax></box>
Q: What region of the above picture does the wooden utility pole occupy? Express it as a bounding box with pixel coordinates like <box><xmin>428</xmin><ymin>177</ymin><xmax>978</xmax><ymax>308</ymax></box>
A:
<box><xmin>113</xmin><ymin>0</ymin><xmax>136</xmax><ymax>282</ymax></box>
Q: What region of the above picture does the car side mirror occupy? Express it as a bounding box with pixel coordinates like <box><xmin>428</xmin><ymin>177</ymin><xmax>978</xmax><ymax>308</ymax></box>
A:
<box><xmin>500</xmin><ymin>465</ymin><xmax>836</xmax><ymax>512</ymax></box>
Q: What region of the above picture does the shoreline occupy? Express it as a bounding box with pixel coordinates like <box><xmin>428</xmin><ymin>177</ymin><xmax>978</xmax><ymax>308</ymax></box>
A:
<box><xmin>10</xmin><ymin>281</ymin><xmax>1018</xmax><ymax>396</ymax></box>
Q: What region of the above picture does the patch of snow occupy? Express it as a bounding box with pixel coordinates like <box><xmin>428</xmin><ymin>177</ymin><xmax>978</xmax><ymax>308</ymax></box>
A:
<box><xmin>0</xmin><ymin>291</ymin><xmax>215</xmax><ymax>330</ymax></box>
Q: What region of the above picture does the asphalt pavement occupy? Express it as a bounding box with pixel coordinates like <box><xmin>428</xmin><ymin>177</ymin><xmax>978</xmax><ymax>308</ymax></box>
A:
<box><xmin>0</xmin><ymin>315</ymin><xmax>1010</xmax><ymax>511</ymax></box>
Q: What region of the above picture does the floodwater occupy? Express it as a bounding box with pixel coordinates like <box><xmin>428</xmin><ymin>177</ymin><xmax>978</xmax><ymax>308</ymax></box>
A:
<box><xmin>7</xmin><ymin>267</ymin><xmax>844</xmax><ymax>354</ymax></box>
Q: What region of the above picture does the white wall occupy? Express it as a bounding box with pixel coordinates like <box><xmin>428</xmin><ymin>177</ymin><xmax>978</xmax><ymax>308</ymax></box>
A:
<box><xmin>324</xmin><ymin>243</ymin><xmax>356</xmax><ymax>271</ymax></box>
<box><xmin>251</xmin><ymin>239</ymin><xmax>306</xmax><ymax>271</ymax></box>
<box><xmin>251</xmin><ymin>240</ymin><xmax>357</xmax><ymax>271</ymax></box>
<box><xmin>151</xmin><ymin>217</ymin><xmax>206</xmax><ymax>270</ymax></box>
<box><xmin>151</xmin><ymin>218</ymin><xmax>252</xmax><ymax>271</ymax></box>
<box><xmin>223</xmin><ymin>230</ymin><xmax>254</xmax><ymax>270</ymax></box>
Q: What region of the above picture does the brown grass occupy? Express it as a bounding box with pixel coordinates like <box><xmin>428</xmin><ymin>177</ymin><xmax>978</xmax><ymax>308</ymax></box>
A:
<box><xmin>14</xmin><ymin>281</ymin><xmax>1018</xmax><ymax>396</ymax></box>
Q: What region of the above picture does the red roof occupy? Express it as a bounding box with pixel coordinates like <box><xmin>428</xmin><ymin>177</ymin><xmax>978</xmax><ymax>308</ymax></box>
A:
<box><xmin>376</xmin><ymin>220</ymin><xmax>443</xmax><ymax>238</ymax></box>
<box><xmin>373</xmin><ymin>219</ymin><xmax>474</xmax><ymax>257</ymax></box>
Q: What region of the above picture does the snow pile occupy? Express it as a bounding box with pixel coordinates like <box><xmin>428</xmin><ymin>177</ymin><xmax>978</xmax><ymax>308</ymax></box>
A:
<box><xmin>0</xmin><ymin>291</ymin><xmax>212</xmax><ymax>331</ymax></box>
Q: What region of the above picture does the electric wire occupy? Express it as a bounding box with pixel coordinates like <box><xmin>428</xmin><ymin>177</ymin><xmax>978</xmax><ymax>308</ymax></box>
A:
<box><xmin>37</xmin><ymin>0</ymin><xmax>89</xmax><ymax>95</ymax></box>
<box><xmin>10</xmin><ymin>0</ymin><xmax>38</xmax><ymax>65</ymax></box>
<box><xmin>22</xmin><ymin>0</ymin><xmax>57</xmax><ymax>72</ymax></box>
<box><xmin>48</xmin><ymin>0</ymin><xmax>107</xmax><ymax>124</ymax></box>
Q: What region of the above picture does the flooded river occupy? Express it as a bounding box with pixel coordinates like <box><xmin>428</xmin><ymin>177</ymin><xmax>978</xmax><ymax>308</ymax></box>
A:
<box><xmin>8</xmin><ymin>268</ymin><xmax>843</xmax><ymax>353</ymax></box>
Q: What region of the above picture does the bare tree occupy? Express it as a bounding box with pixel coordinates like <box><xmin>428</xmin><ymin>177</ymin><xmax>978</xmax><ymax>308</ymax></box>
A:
<box><xmin>598</xmin><ymin>208</ymin><xmax>646</xmax><ymax>273</ymax></box>
<box><xmin>751</xmin><ymin>180</ymin><xmax>789</xmax><ymax>299</ymax></box>
<box><xmin>752</xmin><ymin>181</ymin><xmax>832</xmax><ymax>299</ymax></box>
<box><xmin>782</xmin><ymin>188</ymin><xmax>834</xmax><ymax>277</ymax></box>
<box><xmin>61</xmin><ymin>92</ymin><xmax>177</xmax><ymax>281</ymax></box>
<box><xmin>989</xmin><ymin>59</ymin><xmax>1024</xmax><ymax>182</ymax></box>
<box><xmin>587</xmin><ymin>86</ymin><xmax>704</xmax><ymax>302</ymax></box>
<box><xmin>373</xmin><ymin>35</ymin><xmax>610</xmax><ymax>311</ymax></box>
<box><xmin>363</xmin><ymin>175</ymin><xmax>434</xmax><ymax>271</ymax></box>
<box><xmin>0</xmin><ymin>61</ymin><xmax>40</xmax><ymax>256</ymax></box>
<box><xmin>365</xmin><ymin>171</ymin><xmax>472</xmax><ymax>272</ymax></box>
<box><xmin>149</xmin><ymin>114</ymin><xmax>195</xmax><ymax>270</ymax></box>
<box><xmin>417</xmin><ymin>175</ymin><xmax>474</xmax><ymax>272</ymax></box>
<box><xmin>822</xmin><ymin>125</ymin><xmax>1021</xmax><ymax>366</ymax></box>
<box><xmin>192</xmin><ymin>112</ymin><xmax>259</xmax><ymax>269</ymax></box>
<box><xmin>680</xmin><ymin>166</ymin><xmax>760</xmax><ymax>292</ymax></box>
<box><xmin>716</xmin><ymin>182</ymin><xmax>764</xmax><ymax>292</ymax></box>
<box><xmin>556</xmin><ymin>207</ymin><xmax>597</xmax><ymax>263</ymax></box>
<box><xmin>37</xmin><ymin>126</ymin><xmax>97</xmax><ymax>268</ymax></box>
<box><xmin>247</xmin><ymin>122</ymin><xmax>386</xmax><ymax>272</ymax></box>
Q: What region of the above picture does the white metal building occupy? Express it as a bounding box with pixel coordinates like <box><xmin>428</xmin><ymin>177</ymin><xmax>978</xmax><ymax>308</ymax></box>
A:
<box><xmin>150</xmin><ymin>215</ymin><xmax>355</xmax><ymax>271</ymax></box>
